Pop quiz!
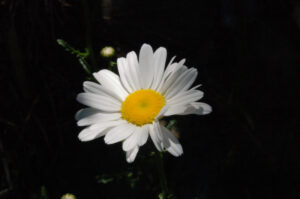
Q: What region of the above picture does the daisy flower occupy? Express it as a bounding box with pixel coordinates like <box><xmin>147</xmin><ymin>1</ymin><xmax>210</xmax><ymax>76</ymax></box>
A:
<box><xmin>76</xmin><ymin>44</ymin><xmax>212</xmax><ymax>163</ymax></box>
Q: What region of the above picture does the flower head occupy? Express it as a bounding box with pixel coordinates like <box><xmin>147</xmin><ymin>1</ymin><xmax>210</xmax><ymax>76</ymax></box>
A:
<box><xmin>76</xmin><ymin>44</ymin><xmax>212</xmax><ymax>162</ymax></box>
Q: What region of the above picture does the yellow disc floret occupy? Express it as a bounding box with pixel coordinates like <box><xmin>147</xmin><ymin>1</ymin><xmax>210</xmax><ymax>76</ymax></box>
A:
<box><xmin>121</xmin><ymin>89</ymin><xmax>166</xmax><ymax>126</ymax></box>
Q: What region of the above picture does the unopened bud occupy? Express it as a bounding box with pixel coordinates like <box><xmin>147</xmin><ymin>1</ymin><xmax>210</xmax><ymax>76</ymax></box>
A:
<box><xmin>61</xmin><ymin>193</ymin><xmax>76</xmax><ymax>199</ymax></box>
<box><xmin>100</xmin><ymin>46</ymin><xmax>115</xmax><ymax>58</ymax></box>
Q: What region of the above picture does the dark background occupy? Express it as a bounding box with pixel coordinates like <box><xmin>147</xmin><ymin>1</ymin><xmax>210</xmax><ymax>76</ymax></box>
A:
<box><xmin>1</xmin><ymin>0</ymin><xmax>300</xmax><ymax>198</ymax></box>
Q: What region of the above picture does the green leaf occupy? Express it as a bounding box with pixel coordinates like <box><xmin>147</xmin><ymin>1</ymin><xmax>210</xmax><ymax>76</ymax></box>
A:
<box><xmin>168</xmin><ymin>193</ymin><xmax>176</xmax><ymax>199</ymax></box>
<box><xmin>57</xmin><ymin>39</ymin><xmax>92</xmax><ymax>75</ymax></box>
<box><xmin>40</xmin><ymin>185</ymin><xmax>48</xmax><ymax>199</ymax></box>
<box><xmin>127</xmin><ymin>172</ymin><xmax>133</xmax><ymax>178</ymax></box>
<box><xmin>158</xmin><ymin>193</ymin><xmax>165</xmax><ymax>199</ymax></box>
<box><xmin>78</xmin><ymin>57</ymin><xmax>92</xmax><ymax>74</ymax></box>
<box><xmin>97</xmin><ymin>177</ymin><xmax>114</xmax><ymax>184</ymax></box>
<box><xmin>150</xmin><ymin>151</ymin><xmax>156</xmax><ymax>156</ymax></box>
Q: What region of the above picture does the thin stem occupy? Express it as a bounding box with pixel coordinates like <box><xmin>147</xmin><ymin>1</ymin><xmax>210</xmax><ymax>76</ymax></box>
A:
<box><xmin>155</xmin><ymin>151</ymin><xmax>168</xmax><ymax>199</ymax></box>
<box><xmin>154</xmin><ymin>120</ymin><xmax>177</xmax><ymax>199</ymax></box>
<box><xmin>81</xmin><ymin>0</ymin><xmax>97</xmax><ymax>71</ymax></box>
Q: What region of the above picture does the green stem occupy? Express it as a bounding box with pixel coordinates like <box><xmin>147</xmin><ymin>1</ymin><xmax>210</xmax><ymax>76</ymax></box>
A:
<box><xmin>155</xmin><ymin>151</ymin><xmax>168</xmax><ymax>199</ymax></box>
<box><xmin>154</xmin><ymin>120</ymin><xmax>177</xmax><ymax>199</ymax></box>
<box><xmin>82</xmin><ymin>0</ymin><xmax>97</xmax><ymax>71</ymax></box>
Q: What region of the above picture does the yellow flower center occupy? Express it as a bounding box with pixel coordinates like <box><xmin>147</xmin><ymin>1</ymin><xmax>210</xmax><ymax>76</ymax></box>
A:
<box><xmin>121</xmin><ymin>89</ymin><xmax>166</xmax><ymax>126</ymax></box>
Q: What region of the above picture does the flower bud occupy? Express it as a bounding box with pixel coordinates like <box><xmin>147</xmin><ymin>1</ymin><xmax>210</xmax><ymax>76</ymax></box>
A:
<box><xmin>61</xmin><ymin>193</ymin><xmax>76</xmax><ymax>199</ymax></box>
<box><xmin>100</xmin><ymin>46</ymin><xmax>115</xmax><ymax>58</ymax></box>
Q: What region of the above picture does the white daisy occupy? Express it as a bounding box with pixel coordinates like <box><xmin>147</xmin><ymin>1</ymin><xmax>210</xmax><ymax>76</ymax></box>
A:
<box><xmin>76</xmin><ymin>44</ymin><xmax>212</xmax><ymax>163</ymax></box>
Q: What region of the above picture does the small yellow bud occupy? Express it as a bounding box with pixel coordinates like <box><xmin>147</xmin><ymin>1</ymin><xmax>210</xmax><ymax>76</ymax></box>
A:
<box><xmin>61</xmin><ymin>193</ymin><xmax>76</xmax><ymax>199</ymax></box>
<box><xmin>100</xmin><ymin>46</ymin><xmax>115</xmax><ymax>58</ymax></box>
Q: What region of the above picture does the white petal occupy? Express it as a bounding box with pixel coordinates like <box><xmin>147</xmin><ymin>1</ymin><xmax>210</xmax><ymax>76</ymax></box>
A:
<box><xmin>190</xmin><ymin>84</ymin><xmax>202</xmax><ymax>91</ymax></box>
<box><xmin>117</xmin><ymin>57</ymin><xmax>134</xmax><ymax>93</ymax></box>
<box><xmin>77</xmin><ymin>112</ymin><xmax>121</xmax><ymax>126</ymax></box>
<box><xmin>163</xmin><ymin>56</ymin><xmax>180</xmax><ymax>79</ymax></box>
<box><xmin>151</xmin><ymin>47</ymin><xmax>167</xmax><ymax>90</ymax></box>
<box><xmin>126</xmin><ymin>146</ymin><xmax>139</xmax><ymax>163</ymax></box>
<box><xmin>76</xmin><ymin>93</ymin><xmax>121</xmax><ymax>112</ymax></box>
<box><xmin>158</xmin><ymin>59</ymin><xmax>187</xmax><ymax>94</ymax></box>
<box><xmin>180</xmin><ymin>102</ymin><xmax>212</xmax><ymax>115</ymax></box>
<box><xmin>160</xmin><ymin>125</ymin><xmax>183</xmax><ymax>157</ymax></box>
<box><xmin>149</xmin><ymin>124</ymin><xmax>162</xmax><ymax>151</ymax></box>
<box><xmin>156</xmin><ymin>63</ymin><xmax>177</xmax><ymax>93</ymax></box>
<box><xmin>104</xmin><ymin>123</ymin><xmax>136</xmax><ymax>144</ymax></box>
<box><xmin>164</xmin><ymin>68</ymin><xmax>198</xmax><ymax>99</ymax></box>
<box><xmin>93</xmin><ymin>69</ymin><xmax>128</xmax><ymax>100</ymax></box>
<box><xmin>75</xmin><ymin>108</ymin><xmax>100</xmax><ymax>120</ymax></box>
<box><xmin>123</xmin><ymin>125</ymin><xmax>149</xmax><ymax>150</ymax></box>
<box><xmin>154</xmin><ymin>122</ymin><xmax>170</xmax><ymax>149</ymax></box>
<box><xmin>126</xmin><ymin>51</ymin><xmax>141</xmax><ymax>90</ymax></box>
<box><xmin>83</xmin><ymin>81</ymin><xmax>103</xmax><ymax>94</ymax></box>
<box><xmin>153</xmin><ymin>121</ymin><xmax>164</xmax><ymax>142</ymax></box>
<box><xmin>78</xmin><ymin>126</ymin><xmax>107</xmax><ymax>142</ymax></box>
<box><xmin>83</xmin><ymin>81</ymin><xmax>122</xmax><ymax>102</ymax></box>
<box><xmin>78</xmin><ymin>120</ymin><xmax>126</xmax><ymax>142</ymax></box>
<box><xmin>138</xmin><ymin>125</ymin><xmax>149</xmax><ymax>146</ymax></box>
<box><xmin>139</xmin><ymin>44</ymin><xmax>154</xmax><ymax>89</ymax></box>
<box><xmin>122</xmin><ymin>130</ymin><xmax>140</xmax><ymax>151</ymax></box>
<box><xmin>163</xmin><ymin>105</ymin><xmax>187</xmax><ymax>116</ymax></box>
<box><xmin>167</xmin><ymin>90</ymin><xmax>204</xmax><ymax>107</ymax></box>
<box><xmin>155</xmin><ymin>105</ymin><xmax>169</xmax><ymax>120</ymax></box>
<box><xmin>166</xmin><ymin>56</ymin><xmax>176</xmax><ymax>69</ymax></box>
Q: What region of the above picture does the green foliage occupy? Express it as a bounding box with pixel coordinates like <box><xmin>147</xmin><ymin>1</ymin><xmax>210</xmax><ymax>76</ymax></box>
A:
<box><xmin>158</xmin><ymin>193</ymin><xmax>164</xmax><ymax>199</ymax></box>
<box><xmin>96</xmin><ymin>170</ymin><xmax>141</xmax><ymax>189</ymax></box>
<box><xmin>57</xmin><ymin>39</ymin><xmax>92</xmax><ymax>75</ymax></box>
<box><xmin>108</xmin><ymin>60</ymin><xmax>117</xmax><ymax>70</ymax></box>
<box><xmin>166</xmin><ymin>120</ymin><xmax>176</xmax><ymax>130</ymax></box>
<box><xmin>158</xmin><ymin>193</ymin><xmax>176</xmax><ymax>199</ymax></box>
<box><xmin>96</xmin><ymin>174</ymin><xmax>114</xmax><ymax>184</ymax></box>
<box><xmin>40</xmin><ymin>186</ymin><xmax>49</xmax><ymax>199</ymax></box>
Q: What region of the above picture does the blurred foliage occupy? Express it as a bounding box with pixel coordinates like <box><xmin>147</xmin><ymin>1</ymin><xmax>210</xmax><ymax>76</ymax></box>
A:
<box><xmin>96</xmin><ymin>170</ymin><xmax>141</xmax><ymax>189</ymax></box>
<box><xmin>40</xmin><ymin>186</ymin><xmax>49</xmax><ymax>199</ymax></box>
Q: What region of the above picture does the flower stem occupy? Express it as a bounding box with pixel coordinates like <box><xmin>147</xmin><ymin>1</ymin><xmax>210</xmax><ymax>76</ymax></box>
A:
<box><xmin>155</xmin><ymin>120</ymin><xmax>177</xmax><ymax>199</ymax></box>
<box><xmin>155</xmin><ymin>151</ymin><xmax>168</xmax><ymax>199</ymax></box>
